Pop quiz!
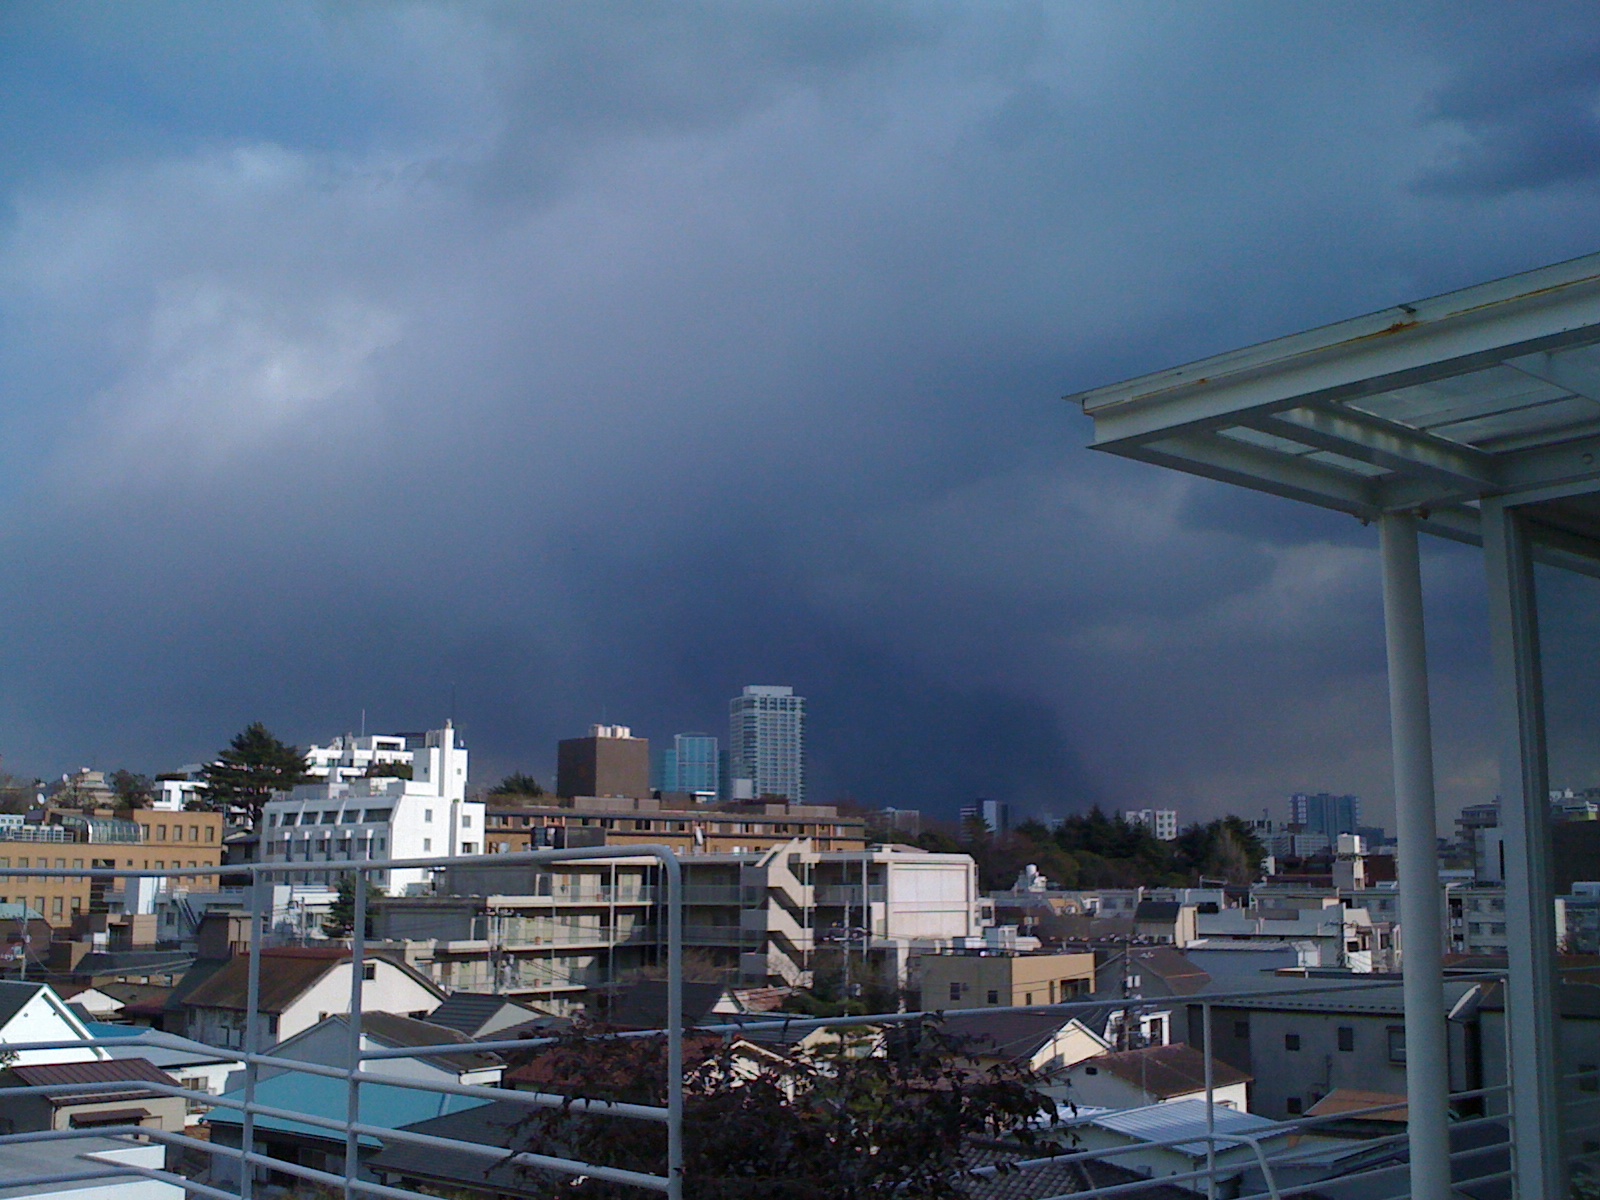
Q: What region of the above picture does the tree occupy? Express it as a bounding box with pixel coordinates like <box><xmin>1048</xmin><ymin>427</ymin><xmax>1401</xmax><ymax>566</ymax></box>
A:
<box><xmin>0</xmin><ymin>774</ymin><xmax>39</xmax><ymax>816</ymax></box>
<box><xmin>322</xmin><ymin>875</ymin><xmax>385</xmax><ymax>939</ymax></box>
<box><xmin>110</xmin><ymin>770</ymin><xmax>155</xmax><ymax>810</ymax></box>
<box><xmin>488</xmin><ymin>772</ymin><xmax>546</xmax><ymax>800</ymax></box>
<box><xmin>506</xmin><ymin>1016</ymin><xmax>1056</xmax><ymax>1199</ymax></box>
<box><xmin>200</xmin><ymin>723</ymin><xmax>311</xmax><ymax>828</ymax></box>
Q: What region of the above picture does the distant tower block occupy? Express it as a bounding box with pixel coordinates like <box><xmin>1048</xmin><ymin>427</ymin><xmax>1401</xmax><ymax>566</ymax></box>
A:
<box><xmin>728</xmin><ymin>686</ymin><xmax>805</xmax><ymax>803</ymax></box>
<box><xmin>557</xmin><ymin>724</ymin><xmax>650</xmax><ymax>798</ymax></box>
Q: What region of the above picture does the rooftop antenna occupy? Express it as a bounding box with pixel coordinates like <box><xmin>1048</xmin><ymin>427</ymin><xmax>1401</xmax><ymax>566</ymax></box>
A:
<box><xmin>360</xmin><ymin>708</ymin><xmax>366</xmax><ymax>738</ymax></box>
<box><xmin>450</xmin><ymin>683</ymin><xmax>457</xmax><ymax>724</ymax></box>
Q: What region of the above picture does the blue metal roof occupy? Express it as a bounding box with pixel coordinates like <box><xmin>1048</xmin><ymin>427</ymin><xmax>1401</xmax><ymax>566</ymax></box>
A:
<box><xmin>204</xmin><ymin>1070</ymin><xmax>490</xmax><ymax>1146</ymax></box>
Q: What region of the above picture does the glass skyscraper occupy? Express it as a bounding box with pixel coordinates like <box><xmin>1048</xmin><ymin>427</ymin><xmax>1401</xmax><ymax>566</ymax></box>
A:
<box><xmin>1289</xmin><ymin>792</ymin><xmax>1362</xmax><ymax>838</ymax></box>
<box><xmin>657</xmin><ymin>732</ymin><xmax>720</xmax><ymax>801</ymax></box>
<box><xmin>728</xmin><ymin>685</ymin><xmax>805</xmax><ymax>804</ymax></box>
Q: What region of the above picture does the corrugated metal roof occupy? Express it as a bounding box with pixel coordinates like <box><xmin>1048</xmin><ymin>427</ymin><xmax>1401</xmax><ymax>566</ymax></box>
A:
<box><xmin>1080</xmin><ymin>1099</ymin><xmax>1282</xmax><ymax>1156</ymax></box>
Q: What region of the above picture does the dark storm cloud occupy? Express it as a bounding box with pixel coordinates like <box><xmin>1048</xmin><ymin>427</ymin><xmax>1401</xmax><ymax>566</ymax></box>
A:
<box><xmin>3</xmin><ymin>3</ymin><xmax>1599</xmax><ymax>825</ymax></box>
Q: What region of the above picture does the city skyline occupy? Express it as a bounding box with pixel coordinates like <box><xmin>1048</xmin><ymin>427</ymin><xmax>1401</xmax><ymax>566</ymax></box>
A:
<box><xmin>6</xmin><ymin>7</ymin><xmax>1600</xmax><ymax>828</ymax></box>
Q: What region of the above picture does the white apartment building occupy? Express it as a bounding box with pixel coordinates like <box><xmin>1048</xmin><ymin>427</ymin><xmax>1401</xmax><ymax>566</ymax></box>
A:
<box><xmin>372</xmin><ymin>839</ymin><xmax>984</xmax><ymax>1011</ymax></box>
<box><xmin>1122</xmin><ymin>808</ymin><xmax>1179</xmax><ymax>841</ymax></box>
<box><xmin>305</xmin><ymin>733</ymin><xmax>414</xmax><ymax>782</ymax></box>
<box><xmin>261</xmin><ymin>723</ymin><xmax>482</xmax><ymax>896</ymax></box>
<box><xmin>728</xmin><ymin>685</ymin><xmax>804</xmax><ymax>803</ymax></box>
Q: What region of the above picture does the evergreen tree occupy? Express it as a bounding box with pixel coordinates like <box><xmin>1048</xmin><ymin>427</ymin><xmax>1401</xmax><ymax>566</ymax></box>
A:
<box><xmin>110</xmin><ymin>770</ymin><xmax>155</xmax><ymax>810</ymax></box>
<box><xmin>200</xmin><ymin>723</ymin><xmax>310</xmax><ymax>828</ymax></box>
<box><xmin>323</xmin><ymin>875</ymin><xmax>384</xmax><ymax>938</ymax></box>
<box><xmin>488</xmin><ymin>772</ymin><xmax>546</xmax><ymax>799</ymax></box>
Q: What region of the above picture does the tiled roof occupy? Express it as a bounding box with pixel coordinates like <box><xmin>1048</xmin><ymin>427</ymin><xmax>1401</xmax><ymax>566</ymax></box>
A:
<box><xmin>425</xmin><ymin>992</ymin><xmax>538</xmax><ymax>1038</ymax></box>
<box><xmin>182</xmin><ymin>948</ymin><xmax>442</xmax><ymax>1013</ymax></box>
<box><xmin>358</xmin><ymin>1012</ymin><xmax>502</xmax><ymax>1072</ymax></box>
<box><xmin>0</xmin><ymin>981</ymin><xmax>46</xmax><ymax>1028</ymax></box>
<box><xmin>608</xmin><ymin>980</ymin><xmax>729</xmax><ymax>1029</ymax></box>
<box><xmin>1079</xmin><ymin>1043</ymin><xmax>1249</xmax><ymax>1098</ymax></box>
<box><xmin>10</xmin><ymin>1056</ymin><xmax>173</xmax><ymax>1105</ymax></box>
<box><xmin>939</xmin><ymin>1011</ymin><xmax>1088</xmax><ymax>1063</ymax></box>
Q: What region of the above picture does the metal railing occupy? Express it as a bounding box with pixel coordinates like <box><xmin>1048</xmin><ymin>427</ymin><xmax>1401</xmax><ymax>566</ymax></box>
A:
<box><xmin>0</xmin><ymin>855</ymin><xmax>1581</xmax><ymax>1200</ymax></box>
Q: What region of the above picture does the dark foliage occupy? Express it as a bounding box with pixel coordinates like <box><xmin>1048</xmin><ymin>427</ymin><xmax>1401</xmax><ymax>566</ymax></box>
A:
<box><xmin>199</xmin><ymin>722</ymin><xmax>311</xmax><ymax>827</ymax></box>
<box><xmin>489</xmin><ymin>772</ymin><xmax>547</xmax><ymax>799</ymax></box>
<box><xmin>322</xmin><ymin>874</ymin><xmax>385</xmax><ymax>938</ymax></box>
<box><xmin>887</xmin><ymin>809</ymin><xmax>1266</xmax><ymax>891</ymax></box>
<box><xmin>505</xmin><ymin>1017</ymin><xmax>1056</xmax><ymax>1199</ymax></box>
<box><xmin>110</xmin><ymin>769</ymin><xmax>155</xmax><ymax>809</ymax></box>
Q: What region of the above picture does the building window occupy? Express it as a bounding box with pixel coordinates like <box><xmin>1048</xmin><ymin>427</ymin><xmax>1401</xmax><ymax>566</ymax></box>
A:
<box><xmin>1338</xmin><ymin>1027</ymin><xmax>1354</xmax><ymax>1052</ymax></box>
<box><xmin>422</xmin><ymin>839</ymin><xmax>432</xmax><ymax>853</ymax></box>
<box><xmin>987</xmin><ymin>990</ymin><xmax>999</xmax><ymax>1005</ymax></box>
<box><xmin>1286</xmin><ymin>1097</ymin><xmax>1303</xmax><ymax>1115</ymax></box>
<box><xmin>1387</xmin><ymin>1026</ymin><xmax>1406</xmax><ymax>1063</ymax></box>
<box><xmin>1285</xmin><ymin>1033</ymin><xmax>1301</xmax><ymax>1051</ymax></box>
<box><xmin>425</xmin><ymin>809</ymin><xmax>434</xmax><ymax>823</ymax></box>
<box><xmin>949</xmin><ymin>983</ymin><xmax>963</xmax><ymax>1002</ymax></box>
<box><xmin>362</xmin><ymin>963</ymin><xmax>376</xmax><ymax>981</ymax></box>
<box><xmin>206</xmin><ymin>827</ymin><xmax>215</xmax><ymax>842</ymax></box>
<box><xmin>462</xmin><ymin>815</ymin><xmax>472</xmax><ymax>828</ymax></box>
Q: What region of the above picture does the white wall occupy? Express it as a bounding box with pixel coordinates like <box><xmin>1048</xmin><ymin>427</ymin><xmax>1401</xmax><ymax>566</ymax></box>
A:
<box><xmin>0</xmin><ymin>986</ymin><xmax>105</xmax><ymax>1064</ymax></box>
<box><xmin>277</xmin><ymin>959</ymin><xmax>441</xmax><ymax>1043</ymax></box>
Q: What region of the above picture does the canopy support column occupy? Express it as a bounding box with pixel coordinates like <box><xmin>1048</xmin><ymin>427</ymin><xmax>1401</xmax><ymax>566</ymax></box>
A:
<box><xmin>1481</xmin><ymin>497</ymin><xmax>1564</xmax><ymax>1200</ymax></box>
<box><xmin>1379</xmin><ymin>511</ymin><xmax>1452</xmax><ymax>1200</ymax></box>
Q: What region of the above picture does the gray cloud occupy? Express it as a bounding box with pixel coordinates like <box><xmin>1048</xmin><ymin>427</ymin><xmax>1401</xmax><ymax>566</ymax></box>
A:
<box><xmin>2</xmin><ymin>3</ymin><xmax>1599</xmax><ymax>828</ymax></box>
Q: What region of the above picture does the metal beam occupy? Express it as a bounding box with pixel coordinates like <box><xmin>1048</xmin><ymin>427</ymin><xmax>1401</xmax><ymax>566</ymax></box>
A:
<box><xmin>1480</xmin><ymin>498</ymin><xmax>1566</xmax><ymax>1200</ymax></box>
<box><xmin>1504</xmin><ymin>347</ymin><xmax>1600</xmax><ymax>403</ymax></box>
<box><xmin>1119</xmin><ymin>431</ymin><xmax>1378</xmax><ymax>516</ymax></box>
<box><xmin>1251</xmin><ymin>405</ymin><xmax>1494</xmax><ymax>492</ymax></box>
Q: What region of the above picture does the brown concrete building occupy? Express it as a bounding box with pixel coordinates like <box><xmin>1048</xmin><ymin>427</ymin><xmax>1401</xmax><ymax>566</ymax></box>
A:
<box><xmin>555</xmin><ymin>725</ymin><xmax>650</xmax><ymax>799</ymax></box>
<box><xmin>485</xmin><ymin>796</ymin><xmax>867</xmax><ymax>855</ymax></box>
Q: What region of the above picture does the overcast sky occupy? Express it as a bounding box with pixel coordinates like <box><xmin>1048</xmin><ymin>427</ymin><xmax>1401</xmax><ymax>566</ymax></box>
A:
<box><xmin>5</xmin><ymin>3</ymin><xmax>1600</xmax><ymax>828</ymax></box>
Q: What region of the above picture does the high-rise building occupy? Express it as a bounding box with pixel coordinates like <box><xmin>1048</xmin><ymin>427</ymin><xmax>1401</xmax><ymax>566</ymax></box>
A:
<box><xmin>1289</xmin><ymin>792</ymin><xmax>1362</xmax><ymax>838</ymax></box>
<box><xmin>556</xmin><ymin>725</ymin><xmax>650</xmax><ymax>799</ymax></box>
<box><xmin>728</xmin><ymin>686</ymin><xmax>805</xmax><ymax>803</ymax></box>
<box><xmin>1123</xmin><ymin>808</ymin><xmax>1179</xmax><ymax>841</ymax></box>
<box><xmin>959</xmin><ymin>798</ymin><xmax>1010</xmax><ymax>835</ymax></box>
<box><xmin>656</xmin><ymin>733</ymin><xmax>720</xmax><ymax>801</ymax></box>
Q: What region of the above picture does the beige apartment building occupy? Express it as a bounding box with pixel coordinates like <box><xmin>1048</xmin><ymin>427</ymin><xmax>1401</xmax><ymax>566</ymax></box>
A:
<box><xmin>914</xmin><ymin>949</ymin><xmax>1097</xmax><ymax>1011</ymax></box>
<box><xmin>484</xmin><ymin>796</ymin><xmax>867</xmax><ymax>856</ymax></box>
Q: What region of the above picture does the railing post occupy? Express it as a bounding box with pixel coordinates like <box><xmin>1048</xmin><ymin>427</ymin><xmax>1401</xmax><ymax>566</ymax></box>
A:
<box><xmin>240</xmin><ymin>869</ymin><xmax>265</xmax><ymax>1200</ymax></box>
<box><xmin>1378</xmin><ymin>511</ymin><xmax>1451</xmax><ymax>1200</ymax></box>
<box><xmin>662</xmin><ymin>850</ymin><xmax>684</xmax><ymax>1200</ymax></box>
<box><xmin>344</xmin><ymin>863</ymin><xmax>367</xmax><ymax>1200</ymax></box>
<box><xmin>1203</xmin><ymin>1000</ymin><xmax>1216</xmax><ymax>1200</ymax></box>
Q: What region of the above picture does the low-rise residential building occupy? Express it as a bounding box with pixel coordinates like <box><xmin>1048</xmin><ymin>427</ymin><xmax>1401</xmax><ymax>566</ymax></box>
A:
<box><xmin>1057</xmin><ymin>1042</ymin><xmax>1251</xmax><ymax>1111</ymax></box>
<box><xmin>0</xmin><ymin>1057</ymin><xmax>188</xmax><ymax>1136</ymax></box>
<box><xmin>0</xmin><ymin>981</ymin><xmax>106</xmax><ymax>1066</ymax></box>
<box><xmin>262</xmin><ymin>723</ymin><xmax>481</xmax><ymax>896</ymax></box>
<box><xmin>175</xmin><ymin>945</ymin><xmax>444</xmax><ymax>1050</ymax></box>
<box><xmin>264</xmin><ymin>1012</ymin><xmax>504</xmax><ymax>1088</ymax></box>
<box><xmin>1184</xmin><ymin>979</ymin><xmax>1485</xmax><ymax>1121</ymax></box>
<box><xmin>913</xmin><ymin>949</ymin><xmax>1096</xmax><ymax>1011</ymax></box>
<box><xmin>939</xmin><ymin>1009</ymin><xmax>1111</xmax><ymax>1076</ymax></box>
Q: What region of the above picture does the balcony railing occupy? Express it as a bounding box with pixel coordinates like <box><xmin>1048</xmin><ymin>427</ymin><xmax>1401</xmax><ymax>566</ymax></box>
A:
<box><xmin>0</xmin><ymin>853</ymin><xmax>1579</xmax><ymax>1200</ymax></box>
